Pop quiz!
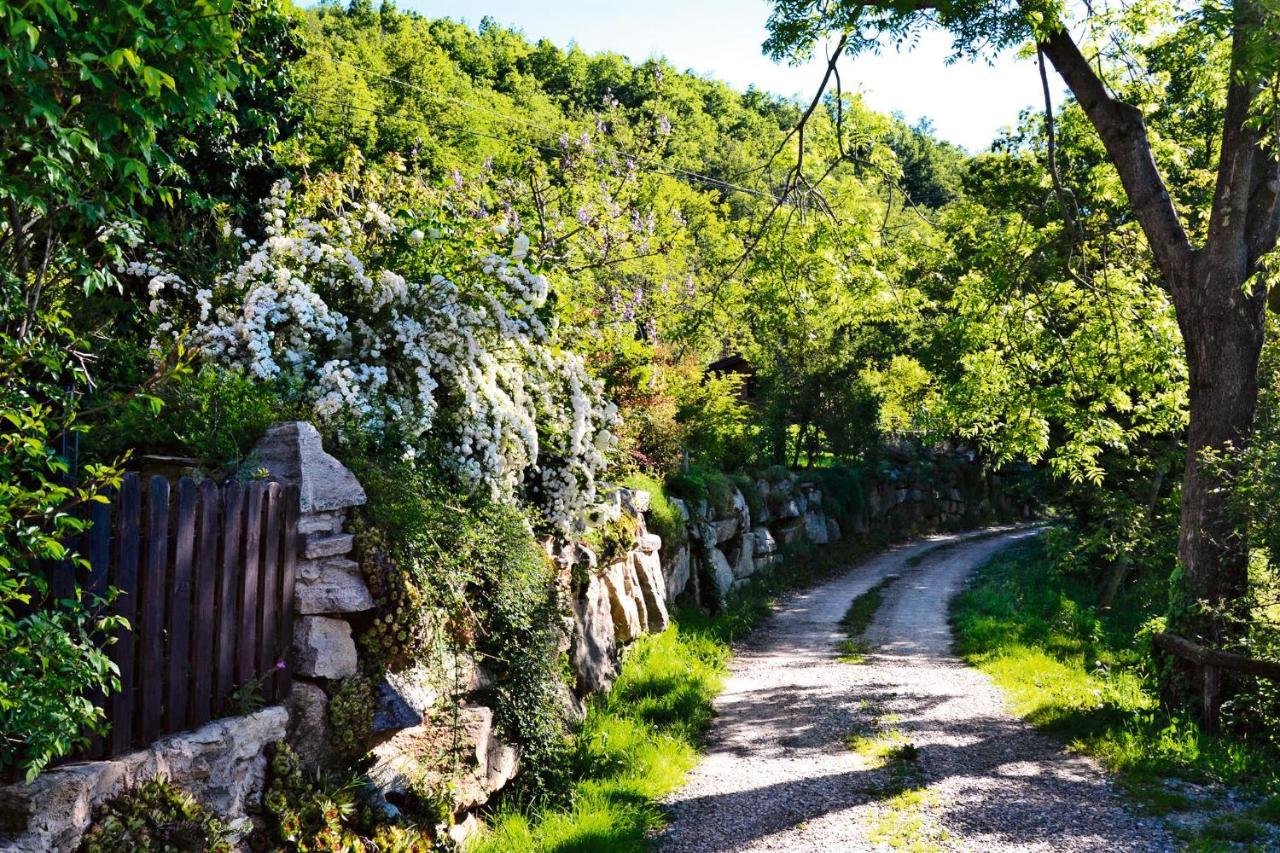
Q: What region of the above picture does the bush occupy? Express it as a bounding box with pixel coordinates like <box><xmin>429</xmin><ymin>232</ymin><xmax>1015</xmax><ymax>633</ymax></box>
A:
<box><xmin>809</xmin><ymin>465</ymin><xmax>866</xmax><ymax>527</ymax></box>
<box><xmin>87</xmin><ymin>364</ymin><xmax>299</xmax><ymax>472</ymax></box>
<box><xmin>666</xmin><ymin>466</ymin><xmax>735</xmax><ymax>517</ymax></box>
<box><xmin>1</xmin><ymin>304</ymin><xmax>125</xmax><ymax>782</ymax></box>
<box><xmin>729</xmin><ymin>473</ymin><xmax>763</xmax><ymax>521</ymax></box>
<box><xmin>619</xmin><ymin>472</ymin><xmax>684</xmax><ymax>551</ymax></box>
<box><xmin>144</xmin><ymin>165</ymin><xmax>619</xmax><ymax>534</ymax></box>
<box><xmin>79</xmin><ymin>777</ymin><xmax>232</xmax><ymax>852</ymax></box>
<box><xmin>352</xmin><ymin>461</ymin><xmax>571</xmax><ymax>800</ymax></box>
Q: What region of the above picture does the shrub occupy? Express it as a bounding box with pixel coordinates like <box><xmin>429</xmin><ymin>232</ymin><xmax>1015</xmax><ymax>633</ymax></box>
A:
<box><xmin>1</xmin><ymin>304</ymin><xmax>125</xmax><ymax>782</ymax></box>
<box><xmin>729</xmin><ymin>473</ymin><xmax>763</xmax><ymax>521</ymax></box>
<box><xmin>79</xmin><ymin>777</ymin><xmax>232</xmax><ymax>852</ymax></box>
<box><xmin>352</xmin><ymin>462</ymin><xmax>571</xmax><ymax>800</ymax></box>
<box><xmin>619</xmin><ymin>472</ymin><xmax>684</xmax><ymax>550</ymax></box>
<box><xmin>141</xmin><ymin>165</ymin><xmax>619</xmax><ymax>534</ymax></box>
<box><xmin>88</xmin><ymin>364</ymin><xmax>299</xmax><ymax>472</ymax></box>
<box><xmin>809</xmin><ymin>465</ymin><xmax>866</xmax><ymax>527</ymax></box>
<box><xmin>666</xmin><ymin>466</ymin><xmax>735</xmax><ymax>517</ymax></box>
<box><xmin>263</xmin><ymin>743</ymin><xmax>433</xmax><ymax>851</ymax></box>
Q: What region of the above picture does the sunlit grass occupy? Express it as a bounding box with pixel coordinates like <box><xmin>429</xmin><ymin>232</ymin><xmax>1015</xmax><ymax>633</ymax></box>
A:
<box><xmin>951</xmin><ymin>538</ymin><xmax>1280</xmax><ymax>829</ymax></box>
<box><xmin>472</xmin><ymin>535</ymin><xmax>893</xmax><ymax>851</ymax></box>
<box><xmin>471</xmin><ymin>623</ymin><xmax>725</xmax><ymax>852</ymax></box>
<box><xmin>836</xmin><ymin>574</ymin><xmax>899</xmax><ymax>663</ymax></box>
<box><xmin>867</xmin><ymin>786</ymin><xmax>948</xmax><ymax>852</ymax></box>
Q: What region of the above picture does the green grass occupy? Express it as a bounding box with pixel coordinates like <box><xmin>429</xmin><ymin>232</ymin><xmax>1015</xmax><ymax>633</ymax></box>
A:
<box><xmin>471</xmin><ymin>534</ymin><xmax>896</xmax><ymax>851</ymax></box>
<box><xmin>471</xmin><ymin>620</ymin><xmax>727</xmax><ymax>852</ymax></box>
<box><xmin>950</xmin><ymin>538</ymin><xmax>1280</xmax><ymax>831</ymax></box>
<box><xmin>837</xmin><ymin>574</ymin><xmax>900</xmax><ymax>662</ymax></box>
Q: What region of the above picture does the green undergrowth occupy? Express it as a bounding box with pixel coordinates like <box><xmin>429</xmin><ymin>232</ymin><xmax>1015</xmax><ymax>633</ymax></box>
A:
<box><xmin>951</xmin><ymin>537</ymin><xmax>1280</xmax><ymax>843</ymax></box>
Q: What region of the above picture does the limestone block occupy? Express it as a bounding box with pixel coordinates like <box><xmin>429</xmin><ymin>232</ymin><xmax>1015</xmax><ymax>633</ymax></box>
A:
<box><xmin>775</xmin><ymin>519</ymin><xmax>806</xmax><ymax>546</ymax></box>
<box><xmin>731</xmin><ymin>489</ymin><xmax>751</xmax><ymax>531</ymax></box>
<box><xmin>703</xmin><ymin>545</ymin><xmax>735</xmax><ymax>605</ymax></box>
<box><xmin>623</xmin><ymin>488</ymin><xmax>651</xmax><ymax>515</ymax></box>
<box><xmin>805</xmin><ymin>512</ymin><xmax>830</xmax><ymax>545</ymax></box>
<box><xmin>570</xmin><ymin>574</ymin><xmax>618</xmax><ymax>694</ymax></box>
<box><xmin>297</xmin><ymin>511</ymin><xmax>343</xmax><ymax>536</ymax></box>
<box><xmin>637</xmin><ymin>532</ymin><xmax>661</xmax><ymax>554</ymax></box>
<box><xmin>366</xmin><ymin>705</ymin><xmax>516</xmax><ymax>813</ymax></box>
<box><xmin>373</xmin><ymin>675</ymin><xmax>429</xmax><ymax>734</ymax></box>
<box><xmin>752</xmin><ymin>526</ymin><xmax>777</xmax><ymax>556</ymax></box>
<box><xmin>630</xmin><ymin>548</ymin><xmax>670</xmax><ymax>633</ymax></box>
<box><xmin>753</xmin><ymin>553</ymin><xmax>777</xmax><ymax>574</ymax></box>
<box><xmin>602</xmin><ymin>560</ymin><xmax>646</xmax><ymax>644</ymax></box>
<box><xmin>296</xmin><ymin>556</ymin><xmax>374</xmax><ymax>615</ymax></box>
<box><xmin>664</xmin><ymin>544</ymin><xmax>691</xmax><ymax>603</ymax></box>
<box><xmin>712</xmin><ymin>517</ymin><xmax>739</xmax><ymax>544</ymax></box>
<box><xmin>775</xmin><ymin>498</ymin><xmax>801</xmax><ymax>520</ymax></box>
<box><xmin>293</xmin><ymin>616</ymin><xmax>358</xmax><ymax>679</ymax></box>
<box><xmin>286</xmin><ymin>681</ymin><xmax>332</xmax><ymax>771</ymax></box>
<box><xmin>826</xmin><ymin>516</ymin><xmax>842</xmax><ymax>543</ymax></box>
<box><xmin>733</xmin><ymin>533</ymin><xmax>755</xmax><ymax>579</ymax></box>
<box><xmin>0</xmin><ymin>708</ymin><xmax>286</xmax><ymax>852</ymax></box>
<box><xmin>794</xmin><ymin>490</ymin><xmax>810</xmax><ymax>515</ymax></box>
<box><xmin>251</xmin><ymin>421</ymin><xmax>366</xmax><ymax>512</ymax></box>
<box><xmin>670</xmin><ymin>497</ymin><xmax>690</xmax><ymax>522</ymax></box>
<box><xmin>303</xmin><ymin>532</ymin><xmax>354</xmax><ymax>559</ymax></box>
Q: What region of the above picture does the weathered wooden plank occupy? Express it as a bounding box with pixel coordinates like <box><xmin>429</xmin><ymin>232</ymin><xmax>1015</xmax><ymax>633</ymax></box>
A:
<box><xmin>139</xmin><ymin>476</ymin><xmax>170</xmax><ymax>745</ymax></box>
<box><xmin>83</xmin><ymin>496</ymin><xmax>114</xmax><ymax>759</ymax></box>
<box><xmin>214</xmin><ymin>482</ymin><xmax>244</xmax><ymax>716</ymax></box>
<box><xmin>165</xmin><ymin>478</ymin><xmax>197</xmax><ymax>732</ymax></box>
<box><xmin>1154</xmin><ymin>632</ymin><xmax>1280</xmax><ymax>680</ymax></box>
<box><xmin>258</xmin><ymin>483</ymin><xmax>282</xmax><ymax>700</ymax></box>
<box><xmin>85</xmin><ymin>497</ymin><xmax>112</xmax><ymax>605</ymax></box>
<box><xmin>110</xmin><ymin>474</ymin><xmax>142</xmax><ymax>756</ymax></box>
<box><xmin>237</xmin><ymin>482</ymin><xmax>264</xmax><ymax>688</ymax></box>
<box><xmin>277</xmin><ymin>485</ymin><xmax>300</xmax><ymax>698</ymax></box>
<box><xmin>191</xmin><ymin>480</ymin><xmax>220</xmax><ymax>728</ymax></box>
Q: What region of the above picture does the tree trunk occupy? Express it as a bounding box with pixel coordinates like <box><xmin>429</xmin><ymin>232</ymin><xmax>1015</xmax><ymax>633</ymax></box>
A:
<box><xmin>1170</xmin><ymin>256</ymin><xmax>1267</xmax><ymax>644</ymax></box>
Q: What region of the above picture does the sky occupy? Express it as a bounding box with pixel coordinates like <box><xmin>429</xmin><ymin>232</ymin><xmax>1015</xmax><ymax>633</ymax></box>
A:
<box><xmin>405</xmin><ymin>0</ymin><xmax>1060</xmax><ymax>151</ymax></box>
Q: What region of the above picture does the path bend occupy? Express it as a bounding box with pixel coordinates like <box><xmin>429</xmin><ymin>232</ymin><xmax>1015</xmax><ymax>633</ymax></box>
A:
<box><xmin>658</xmin><ymin>528</ymin><xmax>1172</xmax><ymax>852</ymax></box>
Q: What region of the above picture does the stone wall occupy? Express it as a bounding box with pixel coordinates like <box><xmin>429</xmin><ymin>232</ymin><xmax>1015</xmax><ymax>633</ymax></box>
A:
<box><xmin>0</xmin><ymin>422</ymin><xmax>1015</xmax><ymax>851</ymax></box>
<box><xmin>0</xmin><ymin>709</ymin><xmax>287</xmax><ymax>852</ymax></box>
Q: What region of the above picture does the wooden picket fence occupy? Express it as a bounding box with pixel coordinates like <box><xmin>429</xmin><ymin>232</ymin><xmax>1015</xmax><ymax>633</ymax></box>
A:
<box><xmin>47</xmin><ymin>474</ymin><xmax>301</xmax><ymax>760</ymax></box>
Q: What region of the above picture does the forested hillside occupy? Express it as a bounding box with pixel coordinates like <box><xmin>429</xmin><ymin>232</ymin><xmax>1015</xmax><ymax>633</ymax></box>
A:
<box><xmin>3</xmin><ymin>0</ymin><xmax>1280</xmax><ymax>849</ymax></box>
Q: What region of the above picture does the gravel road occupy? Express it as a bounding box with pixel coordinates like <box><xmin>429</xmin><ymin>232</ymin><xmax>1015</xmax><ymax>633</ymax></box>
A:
<box><xmin>658</xmin><ymin>528</ymin><xmax>1173</xmax><ymax>852</ymax></box>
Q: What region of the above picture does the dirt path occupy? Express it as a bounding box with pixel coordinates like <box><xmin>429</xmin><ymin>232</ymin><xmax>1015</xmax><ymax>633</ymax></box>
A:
<box><xmin>658</xmin><ymin>529</ymin><xmax>1173</xmax><ymax>852</ymax></box>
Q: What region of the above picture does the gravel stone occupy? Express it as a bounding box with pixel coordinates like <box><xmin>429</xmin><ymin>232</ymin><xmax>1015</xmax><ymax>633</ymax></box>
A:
<box><xmin>658</xmin><ymin>528</ymin><xmax>1173</xmax><ymax>852</ymax></box>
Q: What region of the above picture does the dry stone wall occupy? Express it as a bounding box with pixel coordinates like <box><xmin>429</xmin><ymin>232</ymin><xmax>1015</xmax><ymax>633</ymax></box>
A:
<box><xmin>0</xmin><ymin>420</ymin><xmax>1016</xmax><ymax>851</ymax></box>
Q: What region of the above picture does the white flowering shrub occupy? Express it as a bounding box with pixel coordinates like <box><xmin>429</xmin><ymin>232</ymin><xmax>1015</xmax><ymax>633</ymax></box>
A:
<box><xmin>145</xmin><ymin>164</ymin><xmax>619</xmax><ymax>533</ymax></box>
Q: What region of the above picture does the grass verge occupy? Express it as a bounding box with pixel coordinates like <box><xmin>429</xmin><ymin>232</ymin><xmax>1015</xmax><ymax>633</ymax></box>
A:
<box><xmin>471</xmin><ymin>534</ymin><xmax>896</xmax><ymax>851</ymax></box>
<box><xmin>950</xmin><ymin>536</ymin><xmax>1280</xmax><ymax>846</ymax></box>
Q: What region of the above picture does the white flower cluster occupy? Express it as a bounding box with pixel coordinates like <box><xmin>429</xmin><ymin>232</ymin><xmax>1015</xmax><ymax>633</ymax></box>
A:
<box><xmin>148</xmin><ymin>181</ymin><xmax>619</xmax><ymax>533</ymax></box>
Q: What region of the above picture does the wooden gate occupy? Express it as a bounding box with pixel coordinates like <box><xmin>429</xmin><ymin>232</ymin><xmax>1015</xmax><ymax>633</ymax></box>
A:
<box><xmin>50</xmin><ymin>474</ymin><xmax>301</xmax><ymax>759</ymax></box>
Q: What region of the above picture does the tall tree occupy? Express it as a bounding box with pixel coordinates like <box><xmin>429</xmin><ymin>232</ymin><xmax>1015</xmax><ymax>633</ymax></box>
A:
<box><xmin>766</xmin><ymin>0</ymin><xmax>1280</xmax><ymax>690</ymax></box>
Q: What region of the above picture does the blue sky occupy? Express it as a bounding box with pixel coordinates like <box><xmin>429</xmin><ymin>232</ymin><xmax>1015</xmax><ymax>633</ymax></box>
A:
<box><xmin>405</xmin><ymin>0</ymin><xmax>1059</xmax><ymax>151</ymax></box>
